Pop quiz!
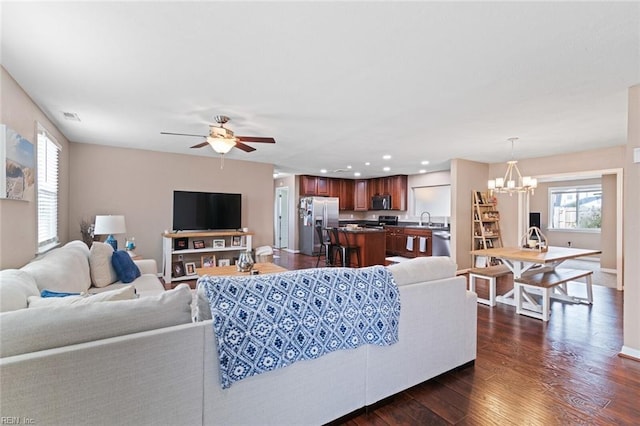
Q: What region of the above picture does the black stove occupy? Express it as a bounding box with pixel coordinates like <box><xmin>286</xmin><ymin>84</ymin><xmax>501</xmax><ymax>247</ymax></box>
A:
<box><xmin>378</xmin><ymin>215</ymin><xmax>399</xmax><ymax>226</ymax></box>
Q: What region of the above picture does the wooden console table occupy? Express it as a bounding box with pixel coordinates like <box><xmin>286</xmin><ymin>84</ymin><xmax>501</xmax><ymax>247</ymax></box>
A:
<box><xmin>196</xmin><ymin>262</ymin><xmax>287</xmax><ymax>277</ymax></box>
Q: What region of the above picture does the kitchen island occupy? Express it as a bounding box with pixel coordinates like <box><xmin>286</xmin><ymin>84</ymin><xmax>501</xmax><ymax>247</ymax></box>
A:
<box><xmin>337</xmin><ymin>227</ymin><xmax>387</xmax><ymax>267</ymax></box>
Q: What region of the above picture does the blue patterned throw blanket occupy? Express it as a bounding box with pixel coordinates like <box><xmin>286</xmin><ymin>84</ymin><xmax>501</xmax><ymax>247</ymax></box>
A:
<box><xmin>199</xmin><ymin>265</ymin><xmax>400</xmax><ymax>388</ymax></box>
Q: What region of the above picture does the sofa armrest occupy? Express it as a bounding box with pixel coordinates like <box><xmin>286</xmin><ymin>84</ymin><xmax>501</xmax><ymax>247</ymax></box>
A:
<box><xmin>134</xmin><ymin>259</ymin><xmax>158</xmax><ymax>275</ymax></box>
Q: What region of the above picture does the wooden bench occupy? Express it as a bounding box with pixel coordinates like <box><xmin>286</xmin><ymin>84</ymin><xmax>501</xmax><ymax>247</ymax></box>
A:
<box><xmin>468</xmin><ymin>264</ymin><xmax>512</xmax><ymax>307</ymax></box>
<box><xmin>514</xmin><ymin>268</ymin><xmax>594</xmax><ymax>321</ymax></box>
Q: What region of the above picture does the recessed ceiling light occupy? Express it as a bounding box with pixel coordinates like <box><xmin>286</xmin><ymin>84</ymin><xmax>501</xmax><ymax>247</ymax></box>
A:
<box><xmin>347</xmin><ymin>165</ymin><xmax>352</xmax><ymax>169</ymax></box>
<box><xmin>365</xmin><ymin>162</ymin><xmax>370</xmax><ymax>166</ymax></box>
<box><xmin>419</xmin><ymin>169</ymin><xmax>427</xmax><ymax>174</ymax></box>
<box><xmin>273</xmin><ymin>173</ymin><xmax>279</xmax><ymax>178</ymax></box>
<box><xmin>354</xmin><ymin>172</ymin><xmax>361</xmax><ymax>177</ymax></box>
<box><xmin>320</xmin><ymin>169</ymin><xmax>327</xmax><ymax>173</ymax></box>
<box><xmin>383</xmin><ymin>166</ymin><xmax>390</xmax><ymax>172</ymax></box>
<box><xmin>382</xmin><ymin>155</ymin><xmax>391</xmax><ymax>160</ymax></box>
<box><xmin>421</xmin><ymin>160</ymin><xmax>429</xmax><ymax>165</ymax></box>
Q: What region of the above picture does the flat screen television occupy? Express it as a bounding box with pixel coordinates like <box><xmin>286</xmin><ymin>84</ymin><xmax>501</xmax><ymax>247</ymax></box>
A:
<box><xmin>173</xmin><ymin>191</ymin><xmax>241</xmax><ymax>231</ymax></box>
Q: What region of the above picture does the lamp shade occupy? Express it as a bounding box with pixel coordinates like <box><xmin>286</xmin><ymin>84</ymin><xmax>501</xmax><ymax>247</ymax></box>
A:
<box><xmin>93</xmin><ymin>215</ymin><xmax>126</xmax><ymax>235</ymax></box>
<box><xmin>207</xmin><ymin>137</ymin><xmax>236</xmax><ymax>154</ymax></box>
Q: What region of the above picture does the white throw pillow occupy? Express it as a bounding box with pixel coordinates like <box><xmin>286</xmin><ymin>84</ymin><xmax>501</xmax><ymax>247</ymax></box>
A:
<box><xmin>27</xmin><ymin>285</ymin><xmax>136</xmax><ymax>308</ymax></box>
<box><xmin>0</xmin><ymin>269</ymin><xmax>40</xmax><ymax>312</ymax></box>
<box><xmin>21</xmin><ymin>245</ymin><xmax>91</xmax><ymax>293</ymax></box>
<box><xmin>89</xmin><ymin>242</ymin><xmax>118</xmax><ymax>287</ymax></box>
<box><xmin>194</xmin><ymin>282</ymin><xmax>212</xmax><ymax>321</ymax></box>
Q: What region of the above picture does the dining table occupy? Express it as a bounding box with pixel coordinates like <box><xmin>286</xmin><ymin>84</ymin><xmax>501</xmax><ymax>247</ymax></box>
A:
<box><xmin>470</xmin><ymin>245</ymin><xmax>601</xmax><ymax>307</ymax></box>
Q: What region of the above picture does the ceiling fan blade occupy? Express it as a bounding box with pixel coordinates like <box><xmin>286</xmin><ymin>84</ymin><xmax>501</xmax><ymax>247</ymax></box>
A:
<box><xmin>190</xmin><ymin>141</ymin><xmax>210</xmax><ymax>149</ymax></box>
<box><xmin>234</xmin><ymin>142</ymin><xmax>257</xmax><ymax>152</ymax></box>
<box><xmin>236</xmin><ymin>136</ymin><xmax>276</xmax><ymax>144</ymax></box>
<box><xmin>161</xmin><ymin>131</ymin><xmax>207</xmax><ymax>138</ymax></box>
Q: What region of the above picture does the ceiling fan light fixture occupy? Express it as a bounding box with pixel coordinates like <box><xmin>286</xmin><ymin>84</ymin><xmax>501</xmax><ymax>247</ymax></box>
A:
<box><xmin>207</xmin><ymin>137</ymin><xmax>236</xmax><ymax>154</ymax></box>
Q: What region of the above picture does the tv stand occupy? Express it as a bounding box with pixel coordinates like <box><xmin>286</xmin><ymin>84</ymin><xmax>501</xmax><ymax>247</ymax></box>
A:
<box><xmin>162</xmin><ymin>230</ymin><xmax>253</xmax><ymax>284</ymax></box>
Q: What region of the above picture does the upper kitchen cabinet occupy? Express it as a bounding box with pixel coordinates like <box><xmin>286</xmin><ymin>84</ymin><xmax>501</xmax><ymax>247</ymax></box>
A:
<box><xmin>329</xmin><ymin>178</ymin><xmax>341</xmax><ymax>198</ymax></box>
<box><xmin>389</xmin><ymin>175</ymin><xmax>407</xmax><ymax>210</ymax></box>
<box><xmin>316</xmin><ymin>176</ymin><xmax>329</xmax><ymax>196</ymax></box>
<box><xmin>300</xmin><ymin>175</ymin><xmax>317</xmax><ymax>195</ymax></box>
<box><xmin>354</xmin><ymin>179</ymin><xmax>369</xmax><ymax>211</ymax></box>
<box><xmin>339</xmin><ymin>179</ymin><xmax>354</xmax><ymax>210</ymax></box>
<box><xmin>299</xmin><ymin>175</ymin><xmax>330</xmax><ymax>196</ymax></box>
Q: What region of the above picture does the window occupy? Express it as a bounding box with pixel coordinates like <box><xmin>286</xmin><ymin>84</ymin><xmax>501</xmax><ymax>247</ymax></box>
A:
<box><xmin>548</xmin><ymin>185</ymin><xmax>601</xmax><ymax>231</ymax></box>
<box><xmin>37</xmin><ymin>124</ymin><xmax>61</xmax><ymax>252</ymax></box>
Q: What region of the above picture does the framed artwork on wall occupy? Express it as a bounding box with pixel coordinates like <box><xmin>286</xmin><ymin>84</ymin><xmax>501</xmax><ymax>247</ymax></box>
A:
<box><xmin>213</xmin><ymin>239</ymin><xmax>225</xmax><ymax>248</ymax></box>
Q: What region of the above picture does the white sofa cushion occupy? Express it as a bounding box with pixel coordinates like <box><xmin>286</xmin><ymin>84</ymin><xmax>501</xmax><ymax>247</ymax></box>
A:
<box><xmin>387</xmin><ymin>256</ymin><xmax>457</xmax><ymax>286</ymax></box>
<box><xmin>0</xmin><ymin>269</ymin><xmax>40</xmax><ymax>312</ymax></box>
<box><xmin>21</xmin><ymin>244</ymin><xmax>91</xmax><ymax>293</ymax></box>
<box><xmin>27</xmin><ymin>285</ymin><xmax>136</xmax><ymax>308</ymax></box>
<box><xmin>0</xmin><ymin>284</ymin><xmax>192</xmax><ymax>358</ymax></box>
<box><xmin>88</xmin><ymin>274</ymin><xmax>164</xmax><ymax>297</ymax></box>
<box><xmin>89</xmin><ymin>242</ymin><xmax>118</xmax><ymax>287</ymax></box>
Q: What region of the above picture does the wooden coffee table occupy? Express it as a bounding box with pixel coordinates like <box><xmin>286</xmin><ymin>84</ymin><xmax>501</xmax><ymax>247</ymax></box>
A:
<box><xmin>196</xmin><ymin>262</ymin><xmax>288</xmax><ymax>277</ymax></box>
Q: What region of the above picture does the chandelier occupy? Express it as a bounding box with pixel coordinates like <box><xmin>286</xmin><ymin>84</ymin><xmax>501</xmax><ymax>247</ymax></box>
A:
<box><xmin>488</xmin><ymin>137</ymin><xmax>537</xmax><ymax>195</ymax></box>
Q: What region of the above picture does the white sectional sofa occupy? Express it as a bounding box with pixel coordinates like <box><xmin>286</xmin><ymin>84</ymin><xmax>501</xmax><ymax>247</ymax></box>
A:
<box><xmin>0</xmin><ymin>252</ymin><xmax>477</xmax><ymax>425</ymax></box>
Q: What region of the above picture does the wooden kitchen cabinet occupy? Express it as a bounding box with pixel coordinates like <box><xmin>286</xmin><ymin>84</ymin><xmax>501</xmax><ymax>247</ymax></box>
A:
<box><xmin>329</xmin><ymin>178</ymin><xmax>341</xmax><ymax>198</ymax></box>
<box><xmin>299</xmin><ymin>174</ymin><xmax>406</xmax><ymax>211</ymax></box>
<box><xmin>385</xmin><ymin>226</ymin><xmax>432</xmax><ymax>257</ymax></box>
<box><xmin>339</xmin><ymin>179</ymin><xmax>354</xmax><ymax>210</ymax></box>
<box><xmin>300</xmin><ymin>175</ymin><xmax>318</xmax><ymax>195</ymax></box>
<box><xmin>316</xmin><ymin>177</ymin><xmax>329</xmax><ymax>196</ymax></box>
<box><xmin>299</xmin><ymin>175</ymin><xmax>330</xmax><ymax>196</ymax></box>
<box><xmin>389</xmin><ymin>175</ymin><xmax>407</xmax><ymax>210</ymax></box>
<box><xmin>354</xmin><ymin>179</ymin><xmax>369</xmax><ymax>211</ymax></box>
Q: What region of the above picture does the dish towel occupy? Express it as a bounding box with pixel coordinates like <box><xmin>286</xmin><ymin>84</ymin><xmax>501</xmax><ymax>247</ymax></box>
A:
<box><xmin>406</xmin><ymin>236</ymin><xmax>413</xmax><ymax>251</ymax></box>
<box><xmin>419</xmin><ymin>237</ymin><xmax>427</xmax><ymax>253</ymax></box>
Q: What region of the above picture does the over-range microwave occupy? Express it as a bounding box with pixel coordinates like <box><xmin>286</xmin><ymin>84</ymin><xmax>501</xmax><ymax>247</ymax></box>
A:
<box><xmin>371</xmin><ymin>195</ymin><xmax>391</xmax><ymax>210</ymax></box>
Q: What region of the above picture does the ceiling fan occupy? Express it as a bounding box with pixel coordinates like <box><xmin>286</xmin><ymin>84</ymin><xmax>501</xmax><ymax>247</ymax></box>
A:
<box><xmin>161</xmin><ymin>115</ymin><xmax>275</xmax><ymax>154</ymax></box>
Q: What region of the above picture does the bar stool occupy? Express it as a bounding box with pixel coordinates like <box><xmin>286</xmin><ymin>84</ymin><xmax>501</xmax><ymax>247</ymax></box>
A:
<box><xmin>337</xmin><ymin>228</ymin><xmax>362</xmax><ymax>267</ymax></box>
<box><xmin>315</xmin><ymin>225</ymin><xmax>333</xmax><ymax>267</ymax></box>
<box><xmin>327</xmin><ymin>227</ymin><xmax>344</xmax><ymax>267</ymax></box>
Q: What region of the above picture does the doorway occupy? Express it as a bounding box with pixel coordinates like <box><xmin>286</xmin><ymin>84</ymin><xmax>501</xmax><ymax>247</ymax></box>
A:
<box><xmin>275</xmin><ymin>187</ymin><xmax>289</xmax><ymax>249</ymax></box>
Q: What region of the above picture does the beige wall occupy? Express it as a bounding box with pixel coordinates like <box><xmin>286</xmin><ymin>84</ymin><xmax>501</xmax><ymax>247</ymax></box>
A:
<box><xmin>623</xmin><ymin>85</ymin><xmax>640</xmax><ymax>358</ymax></box>
<box><xmin>490</xmin><ymin>146</ymin><xmax>625</xmax><ymax>248</ymax></box>
<box><xmin>69</xmin><ymin>143</ymin><xmax>274</xmax><ymax>268</ymax></box>
<box><xmin>0</xmin><ymin>67</ymin><xmax>71</xmax><ymax>269</ymax></box>
<box><xmin>450</xmin><ymin>158</ymin><xmax>489</xmax><ymax>270</ymax></box>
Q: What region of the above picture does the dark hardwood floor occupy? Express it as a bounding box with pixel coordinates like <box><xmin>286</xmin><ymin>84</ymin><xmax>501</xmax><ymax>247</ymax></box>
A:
<box><xmin>271</xmin><ymin>249</ymin><xmax>640</xmax><ymax>425</ymax></box>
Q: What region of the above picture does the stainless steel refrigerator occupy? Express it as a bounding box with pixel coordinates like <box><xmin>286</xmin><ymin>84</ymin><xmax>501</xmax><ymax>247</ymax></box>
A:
<box><xmin>299</xmin><ymin>196</ymin><xmax>339</xmax><ymax>256</ymax></box>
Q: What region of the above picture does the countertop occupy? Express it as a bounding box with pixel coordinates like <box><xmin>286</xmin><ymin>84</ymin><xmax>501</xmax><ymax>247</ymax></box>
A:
<box><xmin>338</xmin><ymin>227</ymin><xmax>386</xmax><ymax>233</ymax></box>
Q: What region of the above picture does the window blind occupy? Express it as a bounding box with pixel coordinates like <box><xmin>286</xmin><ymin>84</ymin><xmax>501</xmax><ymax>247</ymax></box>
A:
<box><xmin>37</xmin><ymin>125</ymin><xmax>61</xmax><ymax>252</ymax></box>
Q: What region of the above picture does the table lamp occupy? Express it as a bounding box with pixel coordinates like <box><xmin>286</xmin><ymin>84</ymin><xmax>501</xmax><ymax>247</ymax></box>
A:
<box><xmin>93</xmin><ymin>215</ymin><xmax>127</xmax><ymax>250</ymax></box>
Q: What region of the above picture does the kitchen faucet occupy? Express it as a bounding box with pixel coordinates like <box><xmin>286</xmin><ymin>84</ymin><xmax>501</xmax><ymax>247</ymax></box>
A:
<box><xmin>419</xmin><ymin>211</ymin><xmax>431</xmax><ymax>227</ymax></box>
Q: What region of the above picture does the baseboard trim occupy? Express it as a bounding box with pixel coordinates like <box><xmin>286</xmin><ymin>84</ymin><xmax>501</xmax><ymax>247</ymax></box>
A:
<box><xmin>600</xmin><ymin>268</ymin><xmax>617</xmax><ymax>274</ymax></box>
<box><xmin>619</xmin><ymin>346</ymin><xmax>640</xmax><ymax>362</ymax></box>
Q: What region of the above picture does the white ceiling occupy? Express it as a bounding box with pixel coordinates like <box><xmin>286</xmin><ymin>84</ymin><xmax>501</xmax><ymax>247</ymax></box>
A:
<box><xmin>2</xmin><ymin>2</ymin><xmax>638</xmax><ymax>179</ymax></box>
